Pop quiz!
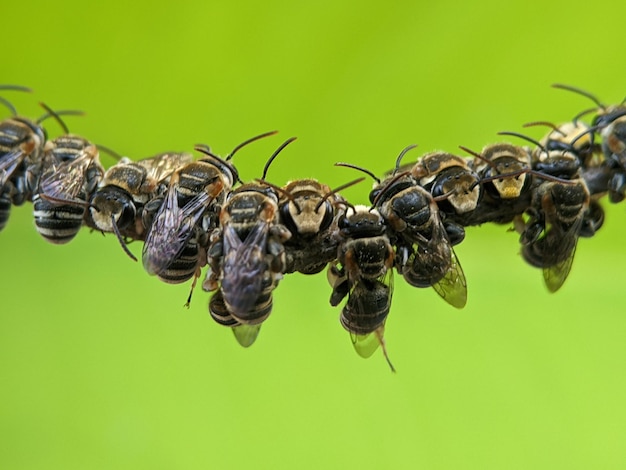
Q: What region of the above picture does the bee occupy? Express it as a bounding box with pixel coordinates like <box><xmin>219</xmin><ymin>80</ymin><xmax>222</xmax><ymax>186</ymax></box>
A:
<box><xmin>518</xmin><ymin>148</ymin><xmax>590</xmax><ymax>292</ymax></box>
<box><xmin>371</xmin><ymin>146</ymin><xmax>467</xmax><ymax>309</ymax></box>
<box><xmin>328</xmin><ymin>204</ymin><xmax>395</xmax><ymax>371</ymax></box>
<box><xmin>30</xmin><ymin>104</ymin><xmax>104</xmax><ymax>244</ymax></box>
<box><xmin>523</xmin><ymin>120</ymin><xmax>598</xmax><ymax>167</ymax></box>
<box><xmin>459</xmin><ymin>142</ymin><xmax>533</xmax><ymax>225</ymax></box>
<box><xmin>0</xmin><ymin>86</ymin><xmax>46</xmax><ymax>231</ymax></box>
<box><xmin>141</xmin><ymin>131</ymin><xmax>276</xmax><ymax>306</ymax></box>
<box><xmin>87</xmin><ymin>152</ymin><xmax>194</xmax><ymax>260</ymax></box>
<box><xmin>338</xmin><ymin>146</ymin><xmax>467</xmax><ymax>309</ymax></box>
<box><xmin>0</xmin><ymin>90</ymin><xmax>85</xmax><ymax>233</ymax></box>
<box><xmin>204</xmin><ymin>139</ymin><xmax>293</xmax><ymax>347</ymax></box>
<box><xmin>259</xmin><ymin>147</ymin><xmax>360</xmax><ymax>275</ymax></box>
<box><xmin>411</xmin><ymin>151</ymin><xmax>481</xmax><ymax>216</ymax></box>
<box><xmin>552</xmin><ymin>83</ymin><xmax>626</xmax><ymax>202</ymax></box>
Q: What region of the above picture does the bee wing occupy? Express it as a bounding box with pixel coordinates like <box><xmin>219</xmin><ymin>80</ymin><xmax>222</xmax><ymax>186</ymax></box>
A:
<box><xmin>431</xmin><ymin>246</ymin><xmax>468</xmax><ymax>309</ymax></box>
<box><xmin>39</xmin><ymin>151</ymin><xmax>96</xmax><ymax>202</ymax></box>
<box><xmin>140</xmin><ymin>152</ymin><xmax>193</xmax><ymax>184</ymax></box>
<box><xmin>349</xmin><ymin>269</ymin><xmax>394</xmax><ymax>359</ymax></box>
<box><xmin>0</xmin><ymin>148</ymin><xmax>26</xmax><ymax>187</ymax></box>
<box><xmin>350</xmin><ymin>327</ymin><xmax>384</xmax><ymax>359</ymax></box>
<box><xmin>220</xmin><ymin>222</ymin><xmax>270</xmax><ymax>317</ymax></box>
<box><xmin>543</xmin><ymin>236</ymin><xmax>577</xmax><ymax>293</ymax></box>
<box><xmin>142</xmin><ymin>185</ymin><xmax>211</xmax><ymax>276</ymax></box>
<box><xmin>232</xmin><ymin>324</ymin><xmax>262</xmax><ymax>348</ymax></box>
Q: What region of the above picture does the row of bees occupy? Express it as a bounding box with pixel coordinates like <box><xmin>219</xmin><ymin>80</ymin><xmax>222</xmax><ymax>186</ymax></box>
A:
<box><xmin>1</xmin><ymin>84</ymin><xmax>625</xmax><ymax>370</ymax></box>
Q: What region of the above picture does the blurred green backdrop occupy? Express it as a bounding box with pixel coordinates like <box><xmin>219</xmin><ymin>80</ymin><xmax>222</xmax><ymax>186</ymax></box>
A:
<box><xmin>2</xmin><ymin>1</ymin><xmax>626</xmax><ymax>469</ymax></box>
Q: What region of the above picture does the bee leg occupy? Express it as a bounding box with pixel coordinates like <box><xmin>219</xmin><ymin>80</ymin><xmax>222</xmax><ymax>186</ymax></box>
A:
<box><xmin>375</xmin><ymin>327</ymin><xmax>396</xmax><ymax>373</ymax></box>
<box><xmin>608</xmin><ymin>171</ymin><xmax>626</xmax><ymax>203</ymax></box>
<box><xmin>267</xmin><ymin>238</ymin><xmax>287</xmax><ymax>273</ymax></box>
<box><xmin>184</xmin><ymin>266</ymin><xmax>202</xmax><ymax>308</ymax></box>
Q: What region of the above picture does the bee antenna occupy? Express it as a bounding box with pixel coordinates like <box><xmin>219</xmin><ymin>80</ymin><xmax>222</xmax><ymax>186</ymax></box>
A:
<box><xmin>498</xmin><ymin>131</ymin><xmax>548</xmax><ymax>155</ymax></box>
<box><xmin>552</xmin><ymin>83</ymin><xmax>605</xmax><ymax>110</ymax></box>
<box><xmin>370</xmin><ymin>171</ymin><xmax>411</xmax><ymax>208</ymax></box>
<box><xmin>110</xmin><ymin>215</ymin><xmax>138</xmax><ymax>262</ymax></box>
<box><xmin>433</xmin><ymin>189</ymin><xmax>456</xmax><ymax>202</ymax></box>
<box><xmin>527</xmin><ymin>170</ymin><xmax>578</xmax><ymax>185</ymax></box>
<box><xmin>478</xmin><ymin>168</ymin><xmax>530</xmax><ymax>186</ymax></box>
<box><xmin>0</xmin><ymin>84</ymin><xmax>32</xmax><ymax>93</ymax></box>
<box><xmin>96</xmin><ymin>144</ymin><xmax>123</xmax><ymax>161</ymax></box>
<box><xmin>523</xmin><ymin>121</ymin><xmax>566</xmax><ymax>136</ymax></box>
<box><xmin>255</xmin><ymin>178</ymin><xmax>302</xmax><ymax>214</ymax></box>
<box><xmin>226</xmin><ymin>130</ymin><xmax>279</xmax><ymax>161</ymax></box>
<box><xmin>572</xmin><ymin>107</ymin><xmax>597</xmax><ymax>126</ymax></box>
<box><xmin>458</xmin><ymin>145</ymin><xmax>498</xmax><ymax>170</ymax></box>
<box><xmin>38</xmin><ymin>102</ymin><xmax>71</xmax><ymax>134</ymax></box>
<box><xmin>195</xmin><ymin>144</ymin><xmax>243</xmax><ymax>185</ymax></box>
<box><xmin>393</xmin><ymin>144</ymin><xmax>418</xmax><ymax>175</ymax></box>
<box><xmin>37</xmin><ymin>109</ymin><xmax>85</xmax><ymax>126</ymax></box>
<box><xmin>314</xmin><ymin>177</ymin><xmax>365</xmax><ymax>213</ymax></box>
<box><xmin>336</xmin><ymin>199</ymin><xmax>356</xmax><ymax>214</ymax></box>
<box><xmin>568</xmin><ymin>124</ymin><xmax>600</xmax><ymax>148</ymax></box>
<box><xmin>261</xmin><ymin>136</ymin><xmax>297</xmax><ymax>180</ymax></box>
<box><xmin>334</xmin><ymin>162</ymin><xmax>381</xmax><ymax>184</ymax></box>
<box><xmin>0</xmin><ymin>97</ymin><xmax>18</xmax><ymax>116</ymax></box>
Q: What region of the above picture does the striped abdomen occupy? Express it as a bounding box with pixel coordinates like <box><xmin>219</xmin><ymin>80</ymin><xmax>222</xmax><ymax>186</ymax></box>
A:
<box><xmin>32</xmin><ymin>194</ymin><xmax>85</xmax><ymax>244</ymax></box>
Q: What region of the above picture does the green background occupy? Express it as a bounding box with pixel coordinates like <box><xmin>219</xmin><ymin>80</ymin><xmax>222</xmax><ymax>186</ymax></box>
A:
<box><xmin>2</xmin><ymin>1</ymin><xmax>626</xmax><ymax>468</ymax></box>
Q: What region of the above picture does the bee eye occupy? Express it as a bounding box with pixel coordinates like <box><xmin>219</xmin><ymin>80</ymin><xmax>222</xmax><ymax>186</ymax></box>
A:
<box><xmin>318</xmin><ymin>201</ymin><xmax>334</xmax><ymax>231</ymax></box>
<box><xmin>369</xmin><ymin>189</ymin><xmax>380</xmax><ymax>204</ymax></box>
<box><xmin>117</xmin><ymin>202</ymin><xmax>136</xmax><ymax>229</ymax></box>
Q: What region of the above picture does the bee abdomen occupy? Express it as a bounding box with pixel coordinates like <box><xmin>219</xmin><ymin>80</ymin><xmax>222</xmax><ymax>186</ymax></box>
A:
<box><xmin>340</xmin><ymin>281</ymin><xmax>390</xmax><ymax>335</ymax></box>
<box><xmin>209</xmin><ymin>291</ymin><xmax>240</xmax><ymax>327</ymax></box>
<box><xmin>156</xmin><ymin>242</ymin><xmax>200</xmax><ymax>284</ymax></box>
<box><xmin>32</xmin><ymin>195</ymin><xmax>85</xmax><ymax>244</ymax></box>
<box><xmin>0</xmin><ymin>191</ymin><xmax>11</xmax><ymax>231</ymax></box>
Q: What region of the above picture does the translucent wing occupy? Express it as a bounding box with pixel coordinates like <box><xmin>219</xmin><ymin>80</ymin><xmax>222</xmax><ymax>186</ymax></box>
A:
<box><xmin>39</xmin><ymin>147</ymin><xmax>99</xmax><ymax>203</ymax></box>
<box><xmin>139</xmin><ymin>152</ymin><xmax>193</xmax><ymax>184</ymax></box>
<box><xmin>431</xmin><ymin>247</ymin><xmax>467</xmax><ymax>308</ymax></box>
<box><xmin>346</xmin><ymin>269</ymin><xmax>394</xmax><ymax>370</ymax></box>
<box><xmin>220</xmin><ymin>222</ymin><xmax>269</xmax><ymax>318</ymax></box>
<box><xmin>142</xmin><ymin>184</ymin><xmax>211</xmax><ymax>275</ymax></box>
<box><xmin>0</xmin><ymin>148</ymin><xmax>25</xmax><ymax>187</ymax></box>
<box><xmin>232</xmin><ymin>324</ymin><xmax>262</xmax><ymax>348</ymax></box>
<box><xmin>543</xmin><ymin>237</ymin><xmax>577</xmax><ymax>293</ymax></box>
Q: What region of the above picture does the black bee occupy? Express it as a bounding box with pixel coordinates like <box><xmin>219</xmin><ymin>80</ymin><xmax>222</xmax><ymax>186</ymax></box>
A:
<box><xmin>87</xmin><ymin>152</ymin><xmax>193</xmax><ymax>260</ymax></box>
<box><xmin>411</xmin><ymin>151</ymin><xmax>481</xmax><ymax>215</ymax></box>
<box><xmin>141</xmin><ymin>131</ymin><xmax>275</xmax><ymax>306</ymax></box>
<box><xmin>518</xmin><ymin>148</ymin><xmax>590</xmax><ymax>292</ymax></box>
<box><xmin>552</xmin><ymin>83</ymin><xmax>626</xmax><ymax>202</ymax></box>
<box><xmin>524</xmin><ymin>120</ymin><xmax>598</xmax><ymax>167</ymax></box>
<box><xmin>204</xmin><ymin>139</ymin><xmax>293</xmax><ymax>347</ymax></box>
<box><xmin>328</xmin><ymin>204</ymin><xmax>395</xmax><ymax>371</ymax></box>
<box><xmin>260</xmin><ymin>148</ymin><xmax>360</xmax><ymax>275</ymax></box>
<box><xmin>368</xmin><ymin>146</ymin><xmax>468</xmax><ymax>309</ymax></box>
<box><xmin>459</xmin><ymin>143</ymin><xmax>533</xmax><ymax>225</ymax></box>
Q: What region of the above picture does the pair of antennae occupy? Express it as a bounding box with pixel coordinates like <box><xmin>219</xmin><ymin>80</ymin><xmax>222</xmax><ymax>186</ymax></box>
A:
<box><xmin>195</xmin><ymin>130</ymin><xmax>279</xmax><ymax>185</ymax></box>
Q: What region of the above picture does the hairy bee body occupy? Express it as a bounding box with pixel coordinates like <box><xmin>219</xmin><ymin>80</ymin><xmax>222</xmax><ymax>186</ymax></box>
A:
<box><xmin>141</xmin><ymin>152</ymin><xmax>237</xmax><ymax>284</ymax></box>
<box><xmin>279</xmin><ymin>178</ymin><xmax>345</xmax><ymax>275</ymax></box>
<box><xmin>328</xmin><ymin>205</ymin><xmax>395</xmax><ymax>368</ymax></box>
<box><xmin>32</xmin><ymin>136</ymin><xmax>103</xmax><ymax>244</ymax></box>
<box><xmin>0</xmin><ymin>115</ymin><xmax>46</xmax><ymax>229</ymax></box>
<box><xmin>519</xmin><ymin>150</ymin><xmax>590</xmax><ymax>292</ymax></box>
<box><xmin>87</xmin><ymin>152</ymin><xmax>192</xmax><ymax>246</ymax></box>
<box><xmin>371</xmin><ymin>171</ymin><xmax>467</xmax><ymax>308</ymax></box>
<box><xmin>205</xmin><ymin>182</ymin><xmax>290</xmax><ymax>342</ymax></box>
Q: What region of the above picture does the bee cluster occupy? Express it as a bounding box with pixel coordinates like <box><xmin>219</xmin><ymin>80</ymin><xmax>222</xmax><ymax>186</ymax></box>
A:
<box><xmin>1</xmin><ymin>84</ymin><xmax>624</xmax><ymax>370</ymax></box>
